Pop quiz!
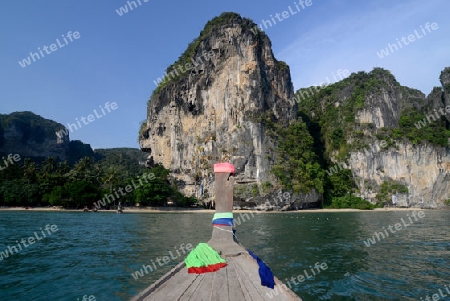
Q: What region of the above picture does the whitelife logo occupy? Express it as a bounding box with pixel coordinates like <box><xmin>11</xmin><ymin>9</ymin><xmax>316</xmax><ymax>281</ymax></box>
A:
<box><xmin>414</xmin><ymin>106</ymin><xmax>450</xmax><ymax>129</ymax></box>
<box><xmin>131</xmin><ymin>243</ymin><xmax>193</xmax><ymax>280</ymax></box>
<box><xmin>266</xmin><ymin>262</ymin><xmax>328</xmax><ymax>299</ymax></box>
<box><xmin>0</xmin><ymin>153</ymin><xmax>21</xmax><ymax>171</ymax></box>
<box><xmin>18</xmin><ymin>31</ymin><xmax>81</xmax><ymax>68</ymax></box>
<box><xmin>0</xmin><ymin>225</ymin><xmax>59</xmax><ymax>261</ymax></box>
<box><xmin>55</xmin><ymin>102</ymin><xmax>118</xmax><ymax>139</ymax></box>
<box><xmin>115</xmin><ymin>0</ymin><xmax>149</xmax><ymax>16</ymax></box>
<box><xmin>376</xmin><ymin>22</ymin><xmax>438</xmax><ymax>58</ymax></box>
<box><xmin>93</xmin><ymin>172</ymin><xmax>155</xmax><ymax>209</ymax></box>
<box><xmin>250</xmin><ymin>0</ymin><xmax>313</xmax><ymax>35</ymax></box>
<box><xmin>363</xmin><ymin>211</ymin><xmax>425</xmax><ymax>247</ymax></box>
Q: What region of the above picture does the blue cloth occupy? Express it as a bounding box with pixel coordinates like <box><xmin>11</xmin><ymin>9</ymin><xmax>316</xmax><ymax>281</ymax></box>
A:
<box><xmin>248</xmin><ymin>249</ymin><xmax>275</xmax><ymax>289</ymax></box>
<box><xmin>212</xmin><ymin>218</ymin><xmax>234</xmax><ymax>226</ymax></box>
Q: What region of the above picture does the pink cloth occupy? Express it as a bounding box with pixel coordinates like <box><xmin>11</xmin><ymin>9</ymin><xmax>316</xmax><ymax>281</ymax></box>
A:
<box><xmin>214</xmin><ymin>163</ymin><xmax>235</xmax><ymax>174</ymax></box>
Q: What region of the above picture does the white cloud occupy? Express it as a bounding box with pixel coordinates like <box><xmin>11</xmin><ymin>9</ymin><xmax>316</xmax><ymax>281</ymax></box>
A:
<box><xmin>276</xmin><ymin>0</ymin><xmax>449</xmax><ymax>93</ymax></box>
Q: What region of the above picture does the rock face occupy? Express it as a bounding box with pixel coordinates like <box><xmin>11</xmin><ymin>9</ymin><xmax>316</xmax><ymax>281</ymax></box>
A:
<box><xmin>0</xmin><ymin>111</ymin><xmax>95</xmax><ymax>164</ymax></box>
<box><xmin>139</xmin><ymin>13</ymin><xmax>449</xmax><ymax>209</ymax></box>
<box><xmin>139</xmin><ymin>13</ymin><xmax>298</xmax><ymax>203</ymax></box>
<box><xmin>440</xmin><ymin>67</ymin><xmax>450</xmax><ymax>122</ymax></box>
<box><xmin>350</xmin><ymin>143</ymin><xmax>450</xmax><ymax>208</ymax></box>
<box><xmin>0</xmin><ymin>111</ymin><xmax>70</xmax><ymax>161</ymax></box>
<box><xmin>353</xmin><ymin>71</ymin><xmax>429</xmax><ymax>129</ymax></box>
<box><xmin>294</xmin><ymin>67</ymin><xmax>450</xmax><ymax>209</ymax></box>
<box><xmin>336</xmin><ymin>68</ymin><xmax>450</xmax><ymax>208</ymax></box>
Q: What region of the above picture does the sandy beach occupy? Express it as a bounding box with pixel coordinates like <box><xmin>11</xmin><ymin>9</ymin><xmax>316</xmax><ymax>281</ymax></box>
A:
<box><xmin>0</xmin><ymin>206</ymin><xmax>435</xmax><ymax>213</ymax></box>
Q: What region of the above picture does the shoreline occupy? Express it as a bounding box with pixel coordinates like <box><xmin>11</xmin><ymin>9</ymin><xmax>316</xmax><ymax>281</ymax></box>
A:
<box><xmin>0</xmin><ymin>207</ymin><xmax>440</xmax><ymax>213</ymax></box>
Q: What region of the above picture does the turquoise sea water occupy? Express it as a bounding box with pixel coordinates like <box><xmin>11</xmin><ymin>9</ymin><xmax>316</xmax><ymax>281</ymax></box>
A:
<box><xmin>0</xmin><ymin>210</ymin><xmax>449</xmax><ymax>300</ymax></box>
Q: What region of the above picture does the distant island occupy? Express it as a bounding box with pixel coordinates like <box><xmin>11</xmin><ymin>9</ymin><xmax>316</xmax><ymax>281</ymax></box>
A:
<box><xmin>0</xmin><ymin>111</ymin><xmax>196</xmax><ymax>209</ymax></box>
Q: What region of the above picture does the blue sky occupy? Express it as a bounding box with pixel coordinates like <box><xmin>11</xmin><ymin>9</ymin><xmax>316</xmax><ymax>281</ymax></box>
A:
<box><xmin>1</xmin><ymin>0</ymin><xmax>449</xmax><ymax>149</ymax></box>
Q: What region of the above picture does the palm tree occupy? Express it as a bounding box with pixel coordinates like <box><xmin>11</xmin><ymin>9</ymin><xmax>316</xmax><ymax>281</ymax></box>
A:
<box><xmin>22</xmin><ymin>158</ymin><xmax>37</xmax><ymax>183</ymax></box>
<box><xmin>38</xmin><ymin>157</ymin><xmax>57</xmax><ymax>192</ymax></box>
<box><xmin>43</xmin><ymin>157</ymin><xmax>56</xmax><ymax>174</ymax></box>
<box><xmin>75</xmin><ymin>157</ymin><xmax>91</xmax><ymax>180</ymax></box>
<box><xmin>90</xmin><ymin>165</ymin><xmax>103</xmax><ymax>186</ymax></box>
<box><xmin>56</xmin><ymin>161</ymin><xmax>70</xmax><ymax>175</ymax></box>
<box><xmin>102</xmin><ymin>167</ymin><xmax>120</xmax><ymax>207</ymax></box>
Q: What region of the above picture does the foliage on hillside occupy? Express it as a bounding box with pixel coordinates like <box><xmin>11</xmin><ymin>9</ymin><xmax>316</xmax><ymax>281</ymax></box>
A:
<box><xmin>69</xmin><ymin>140</ymin><xmax>95</xmax><ymax>165</ymax></box>
<box><xmin>255</xmin><ymin>112</ymin><xmax>326</xmax><ymax>195</ymax></box>
<box><xmin>0</xmin><ymin>156</ymin><xmax>196</xmax><ymax>208</ymax></box>
<box><xmin>0</xmin><ymin>112</ymin><xmax>195</xmax><ymax>208</ymax></box>
<box><xmin>376</xmin><ymin>107</ymin><xmax>450</xmax><ymax>147</ymax></box>
<box><xmin>93</xmin><ymin>148</ymin><xmax>147</xmax><ymax>180</ymax></box>
<box><xmin>296</xmin><ymin>68</ymin><xmax>400</xmax><ymax>160</ymax></box>
<box><xmin>375</xmin><ymin>180</ymin><xmax>409</xmax><ymax>206</ymax></box>
<box><xmin>293</xmin><ymin>67</ymin><xmax>449</xmax><ymax>208</ymax></box>
<box><xmin>326</xmin><ymin>194</ymin><xmax>376</xmax><ymax>210</ymax></box>
<box><xmin>297</xmin><ymin>68</ymin><xmax>449</xmax><ymax>157</ymax></box>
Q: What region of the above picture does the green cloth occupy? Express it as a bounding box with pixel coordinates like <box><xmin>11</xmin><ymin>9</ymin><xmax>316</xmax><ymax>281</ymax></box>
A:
<box><xmin>185</xmin><ymin>243</ymin><xmax>226</xmax><ymax>268</ymax></box>
<box><xmin>212</xmin><ymin>212</ymin><xmax>233</xmax><ymax>221</ymax></box>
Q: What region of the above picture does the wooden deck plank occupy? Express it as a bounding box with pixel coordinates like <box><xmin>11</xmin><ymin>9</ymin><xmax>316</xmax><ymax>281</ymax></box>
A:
<box><xmin>274</xmin><ymin>277</ymin><xmax>303</xmax><ymax>301</ymax></box>
<box><xmin>227</xmin><ymin>257</ymin><xmax>254</xmax><ymax>301</ymax></box>
<box><xmin>177</xmin><ymin>274</ymin><xmax>205</xmax><ymax>301</ymax></box>
<box><xmin>186</xmin><ymin>270</ymin><xmax>214</xmax><ymax>301</ymax></box>
<box><xmin>137</xmin><ymin>254</ymin><xmax>301</xmax><ymax>301</ymax></box>
<box><xmin>210</xmin><ymin>263</ymin><xmax>229</xmax><ymax>301</ymax></box>
<box><xmin>139</xmin><ymin>265</ymin><xmax>198</xmax><ymax>301</ymax></box>
<box><xmin>231</xmin><ymin>255</ymin><xmax>267</xmax><ymax>300</ymax></box>
<box><xmin>225</xmin><ymin>258</ymin><xmax>249</xmax><ymax>301</ymax></box>
<box><xmin>233</xmin><ymin>254</ymin><xmax>294</xmax><ymax>301</ymax></box>
<box><xmin>131</xmin><ymin>262</ymin><xmax>187</xmax><ymax>301</ymax></box>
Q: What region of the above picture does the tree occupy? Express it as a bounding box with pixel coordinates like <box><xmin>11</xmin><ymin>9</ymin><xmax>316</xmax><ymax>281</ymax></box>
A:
<box><xmin>43</xmin><ymin>186</ymin><xmax>64</xmax><ymax>206</ymax></box>
<box><xmin>102</xmin><ymin>167</ymin><xmax>120</xmax><ymax>207</ymax></box>
<box><xmin>65</xmin><ymin>180</ymin><xmax>100</xmax><ymax>208</ymax></box>
<box><xmin>134</xmin><ymin>165</ymin><xmax>174</xmax><ymax>206</ymax></box>
<box><xmin>134</xmin><ymin>177</ymin><xmax>172</xmax><ymax>206</ymax></box>
<box><xmin>22</xmin><ymin>158</ymin><xmax>37</xmax><ymax>183</ymax></box>
<box><xmin>271</xmin><ymin>121</ymin><xmax>325</xmax><ymax>194</ymax></box>
<box><xmin>74</xmin><ymin>157</ymin><xmax>91</xmax><ymax>180</ymax></box>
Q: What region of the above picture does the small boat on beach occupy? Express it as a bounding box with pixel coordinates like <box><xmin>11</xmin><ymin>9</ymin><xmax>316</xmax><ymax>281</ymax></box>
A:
<box><xmin>117</xmin><ymin>203</ymin><xmax>123</xmax><ymax>214</ymax></box>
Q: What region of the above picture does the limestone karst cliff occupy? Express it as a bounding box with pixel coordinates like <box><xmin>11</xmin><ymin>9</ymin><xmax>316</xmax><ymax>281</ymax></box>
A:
<box><xmin>0</xmin><ymin>111</ymin><xmax>94</xmax><ymax>164</ymax></box>
<box><xmin>298</xmin><ymin>67</ymin><xmax>450</xmax><ymax>208</ymax></box>
<box><xmin>350</xmin><ymin>142</ymin><xmax>450</xmax><ymax>208</ymax></box>
<box><xmin>139</xmin><ymin>12</ymin><xmax>450</xmax><ymax>209</ymax></box>
<box><xmin>349</xmin><ymin>69</ymin><xmax>450</xmax><ymax>208</ymax></box>
<box><xmin>139</xmin><ymin>13</ymin><xmax>302</xmax><ymax>205</ymax></box>
<box><xmin>440</xmin><ymin>67</ymin><xmax>450</xmax><ymax>122</ymax></box>
<box><xmin>0</xmin><ymin>111</ymin><xmax>70</xmax><ymax>161</ymax></box>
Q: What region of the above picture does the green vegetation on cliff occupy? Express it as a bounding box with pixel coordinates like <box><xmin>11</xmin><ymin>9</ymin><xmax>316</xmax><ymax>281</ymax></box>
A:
<box><xmin>252</xmin><ymin>111</ymin><xmax>326</xmax><ymax>195</ymax></box>
<box><xmin>269</xmin><ymin>120</ymin><xmax>325</xmax><ymax>194</ymax></box>
<box><xmin>326</xmin><ymin>195</ymin><xmax>376</xmax><ymax>210</ymax></box>
<box><xmin>296</xmin><ymin>68</ymin><xmax>401</xmax><ymax>160</ymax></box>
<box><xmin>376</xmin><ymin>107</ymin><xmax>450</xmax><ymax>147</ymax></box>
<box><xmin>374</xmin><ymin>180</ymin><xmax>409</xmax><ymax>206</ymax></box>
<box><xmin>292</xmin><ymin>67</ymin><xmax>449</xmax><ymax>208</ymax></box>
<box><xmin>296</xmin><ymin>68</ymin><xmax>449</xmax><ymax>158</ymax></box>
